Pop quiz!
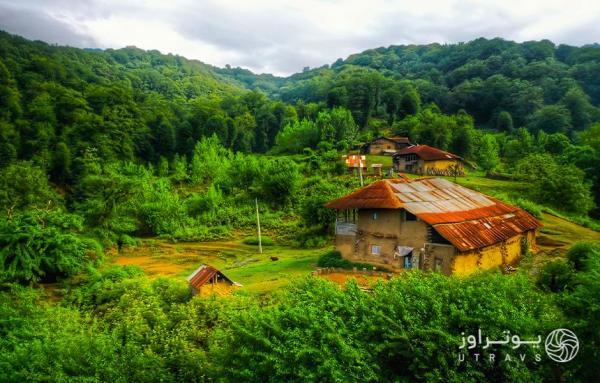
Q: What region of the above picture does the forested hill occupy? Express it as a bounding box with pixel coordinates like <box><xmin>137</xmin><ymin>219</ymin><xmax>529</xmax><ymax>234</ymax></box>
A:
<box><xmin>0</xmin><ymin>30</ymin><xmax>300</xmax><ymax>168</ymax></box>
<box><xmin>1</xmin><ymin>31</ymin><xmax>599</xmax><ymax>210</ymax></box>
<box><xmin>222</xmin><ymin>37</ymin><xmax>600</xmax><ymax>130</ymax></box>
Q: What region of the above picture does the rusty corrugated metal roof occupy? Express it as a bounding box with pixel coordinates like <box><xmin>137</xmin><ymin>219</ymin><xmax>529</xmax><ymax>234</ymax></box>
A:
<box><xmin>434</xmin><ymin>210</ymin><xmax>540</xmax><ymax>251</ymax></box>
<box><xmin>394</xmin><ymin>144</ymin><xmax>462</xmax><ymax>161</ymax></box>
<box><xmin>325</xmin><ymin>180</ymin><xmax>403</xmax><ymax>209</ymax></box>
<box><xmin>325</xmin><ymin>178</ymin><xmax>542</xmax><ymax>252</ymax></box>
<box><xmin>343</xmin><ymin>154</ymin><xmax>367</xmax><ymax>168</ymax></box>
<box><xmin>187</xmin><ymin>265</ymin><xmax>234</xmax><ymax>290</ymax></box>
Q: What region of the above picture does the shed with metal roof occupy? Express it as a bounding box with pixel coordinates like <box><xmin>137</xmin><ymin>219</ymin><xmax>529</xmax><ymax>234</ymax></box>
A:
<box><xmin>187</xmin><ymin>265</ymin><xmax>239</xmax><ymax>296</ymax></box>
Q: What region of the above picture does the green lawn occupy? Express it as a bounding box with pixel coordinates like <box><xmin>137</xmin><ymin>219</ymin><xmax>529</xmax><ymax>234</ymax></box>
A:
<box><xmin>112</xmin><ymin>239</ymin><xmax>328</xmax><ymax>295</ymax></box>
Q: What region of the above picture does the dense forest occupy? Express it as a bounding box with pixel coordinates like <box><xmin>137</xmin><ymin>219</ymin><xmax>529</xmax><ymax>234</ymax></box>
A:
<box><xmin>1</xmin><ymin>31</ymin><xmax>600</xmax><ymax>382</ymax></box>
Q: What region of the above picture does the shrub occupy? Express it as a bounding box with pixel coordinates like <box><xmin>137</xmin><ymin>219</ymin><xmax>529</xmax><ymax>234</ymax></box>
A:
<box><xmin>537</xmin><ymin>259</ymin><xmax>575</xmax><ymax>292</ymax></box>
<box><xmin>567</xmin><ymin>241</ymin><xmax>600</xmax><ymax>271</ymax></box>
<box><xmin>317</xmin><ymin>250</ymin><xmax>352</xmax><ymax>268</ymax></box>
<box><xmin>0</xmin><ymin>210</ymin><xmax>101</xmax><ymax>283</ymax></box>
<box><xmin>317</xmin><ymin>250</ymin><xmax>381</xmax><ymax>270</ymax></box>
<box><xmin>242</xmin><ymin>236</ymin><xmax>274</xmax><ymax>246</ymax></box>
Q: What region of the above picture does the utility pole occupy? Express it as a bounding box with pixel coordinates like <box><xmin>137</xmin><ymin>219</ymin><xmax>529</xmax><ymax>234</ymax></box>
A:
<box><xmin>358</xmin><ymin>156</ymin><xmax>364</xmax><ymax>186</ymax></box>
<box><xmin>255</xmin><ymin>198</ymin><xmax>262</xmax><ymax>254</ymax></box>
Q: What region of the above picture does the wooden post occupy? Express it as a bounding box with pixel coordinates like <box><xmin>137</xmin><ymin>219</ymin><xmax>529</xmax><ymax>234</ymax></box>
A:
<box><xmin>255</xmin><ymin>198</ymin><xmax>262</xmax><ymax>254</ymax></box>
<box><xmin>358</xmin><ymin>157</ymin><xmax>364</xmax><ymax>186</ymax></box>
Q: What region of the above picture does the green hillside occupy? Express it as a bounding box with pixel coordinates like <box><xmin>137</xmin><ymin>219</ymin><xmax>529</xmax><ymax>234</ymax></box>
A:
<box><xmin>0</xmin><ymin>31</ymin><xmax>600</xmax><ymax>382</ymax></box>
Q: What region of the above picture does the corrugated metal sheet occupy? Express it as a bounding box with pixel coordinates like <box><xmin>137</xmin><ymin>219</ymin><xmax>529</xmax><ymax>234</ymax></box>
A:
<box><xmin>187</xmin><ymin>265</ymin><xmax>233</xmax><ymax>290</ymax></box>
<box><xmin>325</xmin><ymin>180</ymin><xmax>403</xmax><ymax>209</ymax></box>
<box><xmin>325</xmin><ymin>177</ymin><xmax>542</xmax><ymax>252</ymax></box>
<box><xmin>394</xmin><ymin>145</ymin><xmax>462</xmax><ymax>161</ymax></box>
<box><xmin>343</xmin><ymin>154</ymin><xmax>367</xmax><ymax>168</ymax></box>
<box><xmin>434</xmin><ymin>210</ymin><xmax>539</xmax><ymax>251</ymax></box>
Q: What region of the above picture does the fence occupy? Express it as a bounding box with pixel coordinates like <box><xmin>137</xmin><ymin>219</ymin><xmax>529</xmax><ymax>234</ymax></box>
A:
<box><xmin>312</xmin><ymin>267</ymin><xmax>394</xmax><ymax>279</ymax></box>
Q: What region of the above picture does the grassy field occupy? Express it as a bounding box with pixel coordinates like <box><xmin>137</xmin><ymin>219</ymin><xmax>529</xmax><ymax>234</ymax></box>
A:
<box><xmin>111</xmin><ymin>239</ymin><xmax>327</xmax><ymax>294</ymax></box>
<box><xmin>108</xmin><ymin>172</ymin><xmax>599</xmax><ymax>295</ymax></box>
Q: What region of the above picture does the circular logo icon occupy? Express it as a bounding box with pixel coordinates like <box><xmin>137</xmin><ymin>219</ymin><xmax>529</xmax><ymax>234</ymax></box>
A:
<box><xmin>545</xmin><ymin>328</ymin><xmax>579</xmax><ymax>363</ymax></box>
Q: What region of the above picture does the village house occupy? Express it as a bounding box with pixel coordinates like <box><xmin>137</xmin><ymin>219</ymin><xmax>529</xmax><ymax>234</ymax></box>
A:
<box><xmin>361</xmin><ymin>136</ymin><xmax>413</xmax><ymax>155</ymax></box>
<box><xmin>393</xmin><ymin>144</ymin><xmax>464</xmax><ymax>176</ymax></box>
<box><xmin>325</xmin><ymin>178</ymin><xmax>541</xmax><ymax>275</ymax></box>
<box><xmin>187</xmin><ymin>264</ymin><xmax>239</xmax><ymax>296</ymax></box>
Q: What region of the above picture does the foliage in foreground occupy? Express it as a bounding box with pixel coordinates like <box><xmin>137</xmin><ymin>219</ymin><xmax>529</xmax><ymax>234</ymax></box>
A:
<box><xmin>4</xmin><ymin>242</ymin><xmax>600</xmax><ymax>383</ymax></box>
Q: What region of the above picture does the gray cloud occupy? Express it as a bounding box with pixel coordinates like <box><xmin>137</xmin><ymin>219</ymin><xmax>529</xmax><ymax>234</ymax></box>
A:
<box><xmin>0</xmin><ymin>0</ymin><xmax>599</xmax><ymax>76</ymax></box>
<box><xmin>0</xmin><ymin>3</ymin><xmax>97</xmax><ymax>47</ymax></box>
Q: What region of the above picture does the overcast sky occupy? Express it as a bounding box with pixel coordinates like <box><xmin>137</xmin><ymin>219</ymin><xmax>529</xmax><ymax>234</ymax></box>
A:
<box><xmin>1</xmin><ymin>0</ymin><xmax>599</xmax><ymax>76</ymax></box>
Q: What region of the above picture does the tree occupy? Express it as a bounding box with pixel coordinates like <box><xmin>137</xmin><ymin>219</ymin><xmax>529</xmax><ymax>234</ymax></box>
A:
<box><xmin>398</xmin><ymin>85</ymin><xmax>421</xmax><ymax>117</ymax></box>
<box><xmin>0</xmin><ymin>162</ymin><xmax>59</xmax><ymax>214</ymax></box>
<box><xmin>50</xmin><ymin>142</ymin><xmax>71</xmax><ymax>185</ymax></box>
<box><xmin>496</xmin><ymin>111</ymin><xmax>514</xmax><ymax>132</ymax></box>
<box><xmin>259</xmin><ymin>158</ymin><xmax>300</xmax><ymax>206</ymax></box>
<box><xmin>152</xmin><ymin>116</ymin><xmax>176</xmax><ymax>159</ymax></box>
<box><xmin>560</xmin><ymin>250</ymin><xmax>600</xmax><ymax>381</ymax></box>
<box><xmin>562</xmin><ymin>87</ymin><xmax>593</xmax><ymax>131</ymax></box>
<box><xmin>190</xmin><ymin>135</ymin><xmax>231</xmax><ymax>185</ymax></box>
<box><xmin>516</xmin><ymin>154</ymin><xmax>594</xmax><ymax>214</ymax></box>
<box><xmin>316</xmin><ymin>107</ymin><xmax>358</xmax><ymax>150</ymax></box>
<box><xmin>273</xmin><ymin>120</ymin><xmax>320</xmax><ymax>154</ymax></box>
<box><xmin>0</xmin><ymin>210</ymin><xmax>99</xmax><ymax>282</ymax></box>
<box><xmin>474</xmin><ymin>134</ymin><xmax>500</xmax><ymax>172</ymax></box>
<box><xmin>528</xmin><ymin>104</ymin><xmax>572</xmax><ymax>134</ymax></box>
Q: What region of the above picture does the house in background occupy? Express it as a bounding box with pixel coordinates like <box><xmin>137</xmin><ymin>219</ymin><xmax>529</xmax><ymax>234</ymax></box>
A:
<box><xmin>393</xmin><ymin>144</ymin><xmax>464</xmax><ymax>176</ymax></box>
<box><xmin>361</xmin><ymin>136</ymin><xmax>413</xmax><ymax>155</ymax></box>
<box><xmin>187</xmin><ymin>264</ymin><xmax>239</xmax><ymax>296</ymax></box>
<box><xmin>343</xmin><ymin>154</ymin><xmax>368</xmax><ymax>173</ymax></box>
<box><xmin>326</xmin><ymin>178</ymin><xmax>541</xmax><ymax>275</ymax></box>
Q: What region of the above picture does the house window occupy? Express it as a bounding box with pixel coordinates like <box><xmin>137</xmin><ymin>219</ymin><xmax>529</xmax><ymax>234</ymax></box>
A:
<box><xmin>373</xmin><ymin>212</ymin><xmax>378</xmax><ymax>220</ymax></box>
<box><xmin>371</xmin><ymin>245</ymin><xmax>381</xmax><ymax>255</ymax></box>
<box><xmin>434</xmin><ymin>257</ymin><xmax>443</xmax><ymax>273</ymax></box>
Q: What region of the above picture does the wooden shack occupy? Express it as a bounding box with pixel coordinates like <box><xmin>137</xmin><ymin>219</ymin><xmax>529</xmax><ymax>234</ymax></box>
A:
<box><xmin>326</xmin><ymin>178</ymin><xmax>541</xmax><ymax>275</ymax></box>
<box><xmin>361</xmin><ymin>136</ymin><xmax>412</xmax><ymax>155</ymax></box>
<box><xmin>187</xmin><ymin>264</ymin><xmax>238</xmax><ymax>296</ymax></box>
<box><xmin>393</xmin><ymin>145</ymin><xmax>464</xmax><ymax>176</ymax></box>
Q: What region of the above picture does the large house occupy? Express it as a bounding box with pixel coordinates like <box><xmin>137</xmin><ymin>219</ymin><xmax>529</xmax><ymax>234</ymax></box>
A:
<box><xmin>362</xmin><ymin>136</ymin><xmax>412</xmax><ymax>155</ymax></box>
<box><xmin>325</xmin><ymin>178</ymin><xmax>541</xmax><ymax>275</ymax></box>
<box><xmin>393</xmin><ymin>144</ymin><xmax>464</xmax><ymax>176</ymax></box>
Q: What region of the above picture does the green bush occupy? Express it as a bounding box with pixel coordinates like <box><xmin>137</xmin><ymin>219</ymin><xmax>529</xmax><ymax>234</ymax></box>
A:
<box><xmin>242</xmin><ymin>236</ymin><xmax>274</xmax><ymax>246</ymax></box>
<box><xmin>537</xmin><ymin>259</ymin><xmax>575</xmax><ymax>292</ymax></box>
<box><xmin>317</xmin><ymin>250</ymin><xmax>380</xmax><ymax>270</ymax></box>
<box><xmin>567</xmin><ymin>241</ymin><xmax>600</xmax><ymax>271</ymax></box>
<box><xmin>317</xmin><ymin>250</ymin><xmax>353</xmax><ymax>268</ymax></box>
<box><xmin>0</xmin><ymin>210</ymin><xmax>101</xmax><ymax>283</ymax></box>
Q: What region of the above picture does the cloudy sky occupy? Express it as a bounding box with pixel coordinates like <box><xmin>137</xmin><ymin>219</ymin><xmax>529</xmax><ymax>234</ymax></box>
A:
<box><xmin>1</xmin><ymin>0</ymin><xmax>599</xmax><ymax>76</ymax></box>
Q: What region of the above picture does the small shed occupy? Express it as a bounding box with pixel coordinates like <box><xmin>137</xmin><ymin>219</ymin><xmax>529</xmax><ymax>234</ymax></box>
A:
<box><xmin>371</xmin><ymin>163</ymin><xmax>382</xmax><ymax>176</ymax></box>
<box><xmin>187</xmin><ymin>264</ymin><xmax>239</xmax><ymax>296</ymax></box>
<box><xmin>343</xmin><ymin>154</ymin><xmax>367</xmax><ymax>173</ymax></box>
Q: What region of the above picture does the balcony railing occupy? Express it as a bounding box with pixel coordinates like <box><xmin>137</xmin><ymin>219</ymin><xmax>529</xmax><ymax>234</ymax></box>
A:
<box><xmin>335</xmin><ymin>221</ymin><xmax>357</xmax><ymax>235</ymax></box>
